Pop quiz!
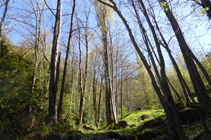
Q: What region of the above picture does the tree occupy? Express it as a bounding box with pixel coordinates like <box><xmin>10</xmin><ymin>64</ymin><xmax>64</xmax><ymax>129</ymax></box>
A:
<box><xmin>159</xmin><ymin>0</ymin><xmax>211</xmax><ymax>110</ymax></box>
<box><xmin>0</xmin><ymin>0</ymin><xmax>10</xmax><ymax>56</ymax></box>
<box><xmin>57</xmin><ymin>0</ymin><xmax>76</xmax><ymax>123</ymax></box>
<box><xmin>94</xmin><ymin>0</ymin><xmax>117</xmax><ymax>125</ymax></box>
<box><xmin>200</xmin><ymin>0</ymin><xmax>211</xmax><ymax>18</ymax></box>
<box><xmin>48</xmin><ymin>0</ymin><xmax>62</xmax><ymax>123</ymax></box>
<box><xmin>97</xmin><ymin>0</ymin><xmax>187</xmax><ymax>139</ymax></box>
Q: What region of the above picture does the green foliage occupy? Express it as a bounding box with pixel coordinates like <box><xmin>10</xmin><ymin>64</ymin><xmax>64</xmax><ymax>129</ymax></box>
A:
<box><xmin>134</xmin><ymin>52</ymin><xmax>161</xmax><ymax>110</ymax></box>
<box><xmin>200</xmin><ymin>55</ymin><xmax>211</xmax><ymax>87</ymax></box>
<box><xmin>123</xmin><ymin>109</ymin><xmax>165</xmax><ymax>125</ymax></box>
<box><xmin>0</xmin><ymin>37</ymin><xmax>49</xmax><ymax>135</ymax></box>
<box><xmin>161</xmin><ymin>2</ymin><xmax>169</xmax><ymax>11</ymax></box>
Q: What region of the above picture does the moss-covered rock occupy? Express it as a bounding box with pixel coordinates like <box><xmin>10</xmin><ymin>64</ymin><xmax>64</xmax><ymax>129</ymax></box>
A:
<box><xmin>83</xmin><ymin>124</ymin><xmax>96</xmax><ymax>130</ymax></box>
<box><xmin>140</xmin><ymin>114</ymin><xmax>150</xmax><ymax>120</ymax></box>
<box><xmin>130</xmin><ymin>124</ymin><xmax>136</xmax><ymax>128</ymax></box>
<box><xmin>178</xmin><ymin>107</ymin><xmax>200</xmax><ymax>125</ymax></box>
<box><xmin>108</xmin><ymin>124</ymin><xmax>116</xmax><ymax>130</ymax></box>
<box><xmin>117</xmin><ymin>120</ymin><xmax>129</xmax><ymax>129</ymax></box>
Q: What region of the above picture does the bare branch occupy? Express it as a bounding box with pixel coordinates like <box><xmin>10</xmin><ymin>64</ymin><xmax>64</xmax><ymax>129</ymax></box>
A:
<box><xmin>43</xmin><ymin>0</ymin><xmax>56</xmax><ymax>16</ymax></box>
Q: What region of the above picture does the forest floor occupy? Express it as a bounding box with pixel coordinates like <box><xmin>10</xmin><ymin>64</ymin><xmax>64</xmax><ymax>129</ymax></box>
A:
<box><xmin>22</xmin><ymin>108</ymin><xmax>211</xmax><ymax>140</ymax></box>
<box><xmin>3</xmin><ymin>108</ymin><xmax>211</xmax><ymax>140</ymax></box>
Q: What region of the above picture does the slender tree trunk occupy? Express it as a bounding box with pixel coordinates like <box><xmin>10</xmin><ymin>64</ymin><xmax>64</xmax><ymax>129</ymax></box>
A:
<box><xmin>98</xmin><ymin>74</ymin><xmax>103</xmax><ymax>127</ymax></box>
<box><xmin>167</xmin><ymin>77</ymin><xmax>182</xmax><ymax>100</ymax></box>
<box><xmin>109</xmin><ymin>27</ymin><xmax>117</xmax><ymax>125</ymax></box>
<box><xmin>93</xmin><ymin>55</ymin><xmax>98</xmax><ymax>127</ymax></box>
<box><xmin>79</xmin><ymin>21</ymin><xmax>89</xmax><ymax>125</ymax></box>
<box><xmin>154</xmin><ymin>19</ymin><xmax>191</xmax><ymax>102</ymax></box>
<box><xmin>73</xmin><ymin>65</ymin><xmax>78</xmax><ymax>121</ymax></box>
<box><xmin>190</xmin><ymin>52</ymin><xmax>211</xmax><ymax>85</ymax></box>
<box><xmin>0</xmin><ymin>0</ymin><xmax>9</xmax><ymax>56</ymax></box>
<box><xmin>126</xmin><ymin>80</ymin><xmax>130</xmax><ymax>112</ymax></box>
<box><xmin>30</xmin><ymin>4</ymin><xmax>42</xmax><ymax>127</ymax></box>
<box><xmin>95</xmin><ymin>1</ymin><xmax>117</xmax><ymax>125</ymax></box>
<box><xmin>58</xmin><ymin>0</ymin><xmax>75</xmax><ymax>122</ymax></box>
<box><xmin>120</xmin><ymin>61</ymin><xmax>123</xmax><ymax>120</ymax></box>
<box><xmin>49</xmin><ymin>0</ymin><xmax>62</xmax><ymax>123</ymax></box>
<box><xmin>116</xmin><ymin>49</ymin><xmax>119</xmax><ymax>122</ymax></box>
<box><xmin>77</xmin><ymin>24</ymin><xmax>83</xmax><ymax>124</ymax></box>
<box><xmin>68</xmin><ymin>49</ymin><xmax>75</xmax><ymax>118</ymax></box>
<box><xmin>132</xmin><ymin>0</ymin><xmax>162</xmax><ymax>87</ymax></box>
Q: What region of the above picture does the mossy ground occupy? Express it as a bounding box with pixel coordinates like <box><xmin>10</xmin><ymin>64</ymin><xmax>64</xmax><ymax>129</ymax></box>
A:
<box><xmin>18</xmin><ymin>108</ymin><xmax>211</xmax><ymax>140</ymax></box>
<box><xmin>80</xmin><ymin>109</ymin><xmax>165</xmax><ymax>135</ymax></box>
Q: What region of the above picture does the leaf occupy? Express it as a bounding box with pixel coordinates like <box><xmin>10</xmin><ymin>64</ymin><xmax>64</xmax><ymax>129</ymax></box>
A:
<box><xmin>200</xmin><ymin>8</ymin><xmax>205</xmax><ymax>16</ymax></box>
<box><xmin>205</xmin><ymin>7</ymin><xmax>209</xmax><ymax>11</ymax></box>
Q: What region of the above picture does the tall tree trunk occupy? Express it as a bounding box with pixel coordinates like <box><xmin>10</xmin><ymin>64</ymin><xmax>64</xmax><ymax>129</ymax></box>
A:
<box><xmin>109</xmin><ymin>27</ymin><xmax>117</xmax><ymax>125</ymax></box>
<box><xmin>73</xmin><ymin>65</ymin><xmax>78</xmax><ymax>121</ymax></box>
<box><xmin>93</xmin><ymin>55</ymin><xmax>98</xmax><ymax>127</ymax></box>
<box><xmin>0</xmin><ymin>0</ymin><xmax>9</xmax><ymax>56</ymax></box>
<box><xmin>104</xmin><ymin>35</ymin><xmax>113</xmax><ymax>125</ymax></box>
<box><xmin>126</xmin><ymin>80</ymin><xmax>130</xmax><ymax>112</ymax></box>
<box><xmin>79</xmin><ymin>21</ymin><xmax>89</xmax><ymax>125</ymax></box>
<box><xmin>68</xmin><ymin>49</ymin><xmax>75</xmax><ymax>118</ymax></box>
<box><xmin>116</xmin><ymin>49</ymin><xmax>119</xmax><ymax>122</ymax></box>
<box><xmin>58</xmin><ymin>0</ymin><xmax>75</xmax><ymax>122</ymax></box>
<box><xmin>160</xmin><ymin>0</ymin><xmax>211</xmax><ymax>110</ymax></box>
<box><xmin>77</xmin><ymin>24</ymin><xmax>83</xmax><ymax>124</ymax></box>
<box><xmin>120</xmin><ymin>61</ymin><xmax>123</xmax><ymax>120</ymax></box>
<box><xmin>30</xmin><ymin>3</ymin><xmax>42</xmax><ymax>127</ymax></box>
<box><xmin>95</xmin><ymin>1</ymin><xmax>117</xmax><ymax>125</ymax></box>
<box><xmin>98</xmin><ymin>74</ymin><xmax>104</xmax><ymax>127</ymax></box>
<box><xmin>49</xmin><ymin>0</ymin><xmax>62</xmax><ymax>123</ymax></box>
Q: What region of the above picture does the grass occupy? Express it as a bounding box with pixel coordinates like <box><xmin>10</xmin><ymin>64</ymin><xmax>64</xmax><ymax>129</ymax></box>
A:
<box><xmin>81</xmin><ymin>109</ymin><xmax>165</xmax><ymax>135</ymax></box>
<box><xmin>123</xmin><ymin>109</ymin><xmax>165</xmax><ymax>125</ymax></box>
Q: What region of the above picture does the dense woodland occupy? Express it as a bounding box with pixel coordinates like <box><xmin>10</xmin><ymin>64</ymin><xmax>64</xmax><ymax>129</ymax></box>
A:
<box><xmin>0</xmin><ymin>0</ymin><xmax>211</xmax><ymax>140</ymax></box>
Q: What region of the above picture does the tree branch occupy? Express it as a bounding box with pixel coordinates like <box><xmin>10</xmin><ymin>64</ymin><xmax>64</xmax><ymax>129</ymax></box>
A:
<box><xmin>43</xmin><ymin>0</ymin><xmax>56</xmax><ymax>17</ymax></box>
<box><xmin>97</xmin><ymin>0</ymin><xmax>114</xmax><ymax>8</ymax></box>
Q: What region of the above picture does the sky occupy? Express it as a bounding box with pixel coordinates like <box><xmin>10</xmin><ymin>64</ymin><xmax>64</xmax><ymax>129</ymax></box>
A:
<box><xmin>1</xmin><ymin>0</ymin><xmax>211</xmax><ymax>69</ymax></box>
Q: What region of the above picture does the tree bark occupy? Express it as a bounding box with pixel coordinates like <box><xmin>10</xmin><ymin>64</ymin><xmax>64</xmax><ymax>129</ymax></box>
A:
<box><xmin>115</xmin><ymin>49</ymin><xmax>119</xmax><ymax>122</ymax></box>
<box><xmin>126</xmin><ymin>80</ymin><xmax>130</xmax><ymax>112</ymax></box>
<box><xmin>93</xmin><ymin>55</ymin><xmax>98</xmax><ymax>127</ymax></box>
<box><xmin>79</xmin><ymin>18</ymin><xmax>89</xmax><ymax>125</ymax></box>
<box><xmin>120</xmin><ymin>61</ymin><xmax>123</xmax><ymax>120</ymax></box>
<box><xmin>153</xmin><ymin>17</ymin><xmax>191</xmax><ymax>102</ymax></box>
<box><xmin>57</xmin><ymin>0</ymin><xmax>75</xmax><ymax>122</ymax></box>
<box><xmin>98</xmin><ymin>74</ymin><xmax>103</xmax><ymax>127</ymax></box>
<box><xmin>77</xmin><ymin>23</ymin><xmax>83</xmax><ymax>124</ymax></box>
<box><xmin>0</xmin><ymin>0</ymin><xmax>9</xmax><ymax>56</ymax></box>
<box><xmin>49</xmin><ymin>0</ymin><xmax>62</xmax><ymax>123</ymax></box>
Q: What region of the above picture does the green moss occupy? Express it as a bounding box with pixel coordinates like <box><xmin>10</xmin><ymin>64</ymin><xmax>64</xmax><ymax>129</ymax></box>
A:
<box><xmin>179</xmin><ymin>99</ymin><xmax>186</xmax><ymax>109</ymax></box>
